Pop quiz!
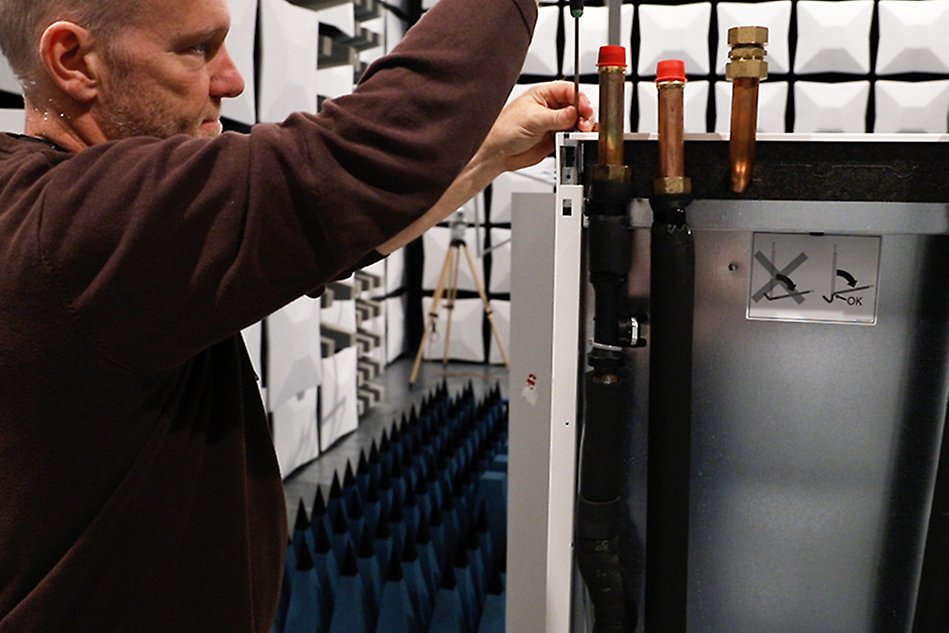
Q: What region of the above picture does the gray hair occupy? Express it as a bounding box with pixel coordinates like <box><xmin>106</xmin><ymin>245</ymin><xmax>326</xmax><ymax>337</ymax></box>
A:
<box><xmin>0</xmin><ymin>1</ymin><xmax>142</xmax><ymax>92</ymax></box>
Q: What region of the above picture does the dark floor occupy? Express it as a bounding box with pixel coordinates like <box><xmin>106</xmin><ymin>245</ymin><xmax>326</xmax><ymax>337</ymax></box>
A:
<box><xmin>282</xmin><ymin>357</ymin><xmax>509</xmax><ymax>531</ymax></box>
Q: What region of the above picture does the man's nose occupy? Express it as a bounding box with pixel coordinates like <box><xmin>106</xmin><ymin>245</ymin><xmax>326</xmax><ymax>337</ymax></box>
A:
<box><xmin>210</xmin><ymin>45</ymin><xmax>245</xmax><ymax>99</ymax></box>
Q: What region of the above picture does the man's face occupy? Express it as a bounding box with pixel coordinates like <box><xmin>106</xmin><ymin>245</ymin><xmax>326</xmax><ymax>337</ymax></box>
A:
<box><xmin>93</xmin><ymin>0</ymin><xmax>245</xmax><ymax>140</ymax></box>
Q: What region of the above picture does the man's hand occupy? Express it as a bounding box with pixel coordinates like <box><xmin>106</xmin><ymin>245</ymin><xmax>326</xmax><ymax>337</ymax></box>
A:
<box><xmin>478</xmin><ymin>80</ymin><xmax>595</xmax><ymax>174</ymax></box>
<box><xmin>377</xmin><ymin>81</ymin><xmax>594</xmax><ymax>254</ymax></box>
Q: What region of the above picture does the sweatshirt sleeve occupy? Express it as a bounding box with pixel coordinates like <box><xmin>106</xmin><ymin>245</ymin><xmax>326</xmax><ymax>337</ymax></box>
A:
<box><xmin>34</xmin><ymin>0</ymin><xmax>537</xmax><ymax>373</ymax></box>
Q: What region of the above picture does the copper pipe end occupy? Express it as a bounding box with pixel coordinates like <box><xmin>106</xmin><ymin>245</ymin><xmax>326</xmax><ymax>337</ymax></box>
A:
<box><xmin>726</xmin><ymin>26</ymin><xmax>768</xmax><ymax>194</ymax></box>
<box><xmin>596</xmin><ymin>45</ymin><xmax>628</xmax><ymax>172</ymax></box>
<box><xmin>655</xmin><ymin>60</ymin><xmax>691</xmax><ymax>195</ymax></box>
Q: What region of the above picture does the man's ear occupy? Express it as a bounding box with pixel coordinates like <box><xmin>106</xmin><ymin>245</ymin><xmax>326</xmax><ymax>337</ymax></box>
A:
<box><xmin>38</xmin><ymin>21</ymin><xmax>103</xmax><ymax>103</ymax></box>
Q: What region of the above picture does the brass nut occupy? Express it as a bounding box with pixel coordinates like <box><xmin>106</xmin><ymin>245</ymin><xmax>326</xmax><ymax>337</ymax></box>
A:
<box><xmin>727</xmin><ymin>25</ymin><xmax>769</xmax><ymax>47</ymax></box>
<box><xmin>726</xmin><ymin>58</ymin><xmax>769</xmax><ymax>80</ymax></box>
<box><xmin>592</xmin><ymin>164</ymin><xmax>631</xmax><ymax>181</ymax></box>
<box><xmin>729</xmin><ymin>45</ymin><xmax>767</xmax><ymax>61</ymax></box>
<box><xmin>653</xmin><ymin>176</ymin><xmax>692</xmax><ymax>196</ymax></box>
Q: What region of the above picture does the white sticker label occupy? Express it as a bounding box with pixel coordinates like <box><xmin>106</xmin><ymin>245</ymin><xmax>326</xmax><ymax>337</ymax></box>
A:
<box><xmin>748</xmin><ymin>233</ymin><xmax>881</xmax><ymax>325</ymax></box>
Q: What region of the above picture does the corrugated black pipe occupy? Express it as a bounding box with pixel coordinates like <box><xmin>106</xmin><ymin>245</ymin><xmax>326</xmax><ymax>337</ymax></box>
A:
<box><xmin>645</xmin><ymin>200</ymin><xmax>694</xmax><ymax>633</ymax></box>
<box><xmin>576</xmin><ymin>177</ymin><xmax>636</xmax><ymax>633</ymax></box>
<box><xmin>577</xmin><ymin>372</ymin><xmax>631</xmax><ymax>633</ymax></box>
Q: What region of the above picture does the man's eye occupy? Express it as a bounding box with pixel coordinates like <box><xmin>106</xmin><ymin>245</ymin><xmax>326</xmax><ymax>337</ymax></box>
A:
<box><xmin>188</xmin><ymin>42</ymin><xmax>209</xmax><ymax>56</ymax></box>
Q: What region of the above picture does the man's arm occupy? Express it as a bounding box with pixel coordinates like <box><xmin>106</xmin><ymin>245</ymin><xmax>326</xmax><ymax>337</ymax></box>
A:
<box><xmin>378</xmin><ymin>80</ymin><xmax>594</xmax><ymax>254</ymax></box>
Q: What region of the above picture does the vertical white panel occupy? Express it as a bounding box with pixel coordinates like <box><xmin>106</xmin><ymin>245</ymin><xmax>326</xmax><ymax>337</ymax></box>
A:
<box><xmin>385</xmin><ymin>248</ymin><xmax>406</xmax><ymax>295</ymax></box>
<box><xmin>259</xmin><ymin>0</ymin><xmax>320</xmax><ymax>122</ymax></box>
<box><xmin>272</xmin><ymin>387</ymin><xmax>320</xmax><ymax>477</ymax></box>
<box><xmin>0</xmin><ymin>109</ymin><xmax>24</xmax><ymax>134</ymax></box>
<box><xmin>522</xmin><ymin>6</ymin><xmax>561</xmax><ymax>76</ymax></box>
<box><xmin>266</xmin><ymin>295</ymin><xmax>323</xmax><ymax>411</ymax></box>
<box><xmin>385</xmin><ymin>294</ymin><xmax>407</xmax><ymax>364</ymax></box>
<box><xmin>320</xmin><ymin>346</ymin><xmax>359</xmax><ymax>451</ymax></box>
<box><xmin>0</xmin><ymin>56</ymin><xmax>20</xmax><ymax>94</ymax></box>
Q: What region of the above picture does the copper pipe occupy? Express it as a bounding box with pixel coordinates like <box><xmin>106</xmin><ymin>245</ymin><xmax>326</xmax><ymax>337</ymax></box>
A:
<box><xmin>726</xmin><ymin>26</ymin><xmax>768</xmax><ymax>194</ymax></box>
<box><xmin>729</xmin><ymin>77</ymin><xmax>760</xmax><ymax>193</ymax></box>
<box><xmin>597</xmin><ymin>45</ymin><xmax>627</xmax><ymax>168</ymax></box>
<box><xmin>654</xmin><ymin>59</ymin><xmax>690</xmax><ymax>196</ymax></box>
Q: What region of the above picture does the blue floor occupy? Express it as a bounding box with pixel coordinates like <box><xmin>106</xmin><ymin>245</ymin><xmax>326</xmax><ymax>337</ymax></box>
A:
<box><xmin>276</xmin><ymin>359</ymin><xmax>509</xmax><ymax>633</ymax></box>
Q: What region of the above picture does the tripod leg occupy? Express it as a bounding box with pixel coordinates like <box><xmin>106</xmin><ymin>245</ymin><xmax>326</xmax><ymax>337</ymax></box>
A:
<box><xmin>461</xmin><ymin>243</ymin><xmax>511</xmax><ymax>367</ymax></box>
<box><xmin>442</xmin><ymin>245</ymin><xmax>462</xmax><ymax>365</ymax></box>
<box><xmin>409</xmin><ymin>246</ymin><xmax>454</xmax><ymax>386</ymax></box>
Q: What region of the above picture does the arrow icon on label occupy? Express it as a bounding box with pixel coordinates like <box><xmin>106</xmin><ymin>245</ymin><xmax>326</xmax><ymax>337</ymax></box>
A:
<box><xmin>836</xmin><ymin>269</ymin><xmax>858</xmax><ymax>287</ymax></box>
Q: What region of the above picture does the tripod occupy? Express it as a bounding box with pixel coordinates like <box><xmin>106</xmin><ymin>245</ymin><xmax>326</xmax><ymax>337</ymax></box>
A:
<box><xmin>409</xmin><ymin>215</ymin><xmax>510</xmax><ymax>387</ymax></box>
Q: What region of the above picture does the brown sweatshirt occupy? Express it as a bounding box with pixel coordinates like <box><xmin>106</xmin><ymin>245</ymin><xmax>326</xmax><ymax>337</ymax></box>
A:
<box><xmin>0</xmin><ymin>0</ymin><xmax>536</xmax><ymax>630</ymax></box>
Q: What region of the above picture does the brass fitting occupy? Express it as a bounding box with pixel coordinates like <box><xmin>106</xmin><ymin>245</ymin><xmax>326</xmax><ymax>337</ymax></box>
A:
<box><xmin>592</xmin><ymin>164</ymin><xmax>631</xmax><ymax>182</ymax></box>
<box><xmin>726</xmin><ymin>25</ymin><xmax>768</xmax><ymax>194</ymax></box>
<box><xmin>653</xmin><ymin>176</ymin><xmax>692</xmax><ymax>196</ymax></box>
<box><xmin>726</xmin><ymin>26</ymin><xmax>769</xmax><ymax>80</ymax></box>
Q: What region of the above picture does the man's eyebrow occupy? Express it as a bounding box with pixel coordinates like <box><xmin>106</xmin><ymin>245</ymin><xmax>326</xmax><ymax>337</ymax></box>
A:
<box><xmin>172</xmin><ymin>23</ymin><xmax>230</xmax><ymax>46</ymax></box>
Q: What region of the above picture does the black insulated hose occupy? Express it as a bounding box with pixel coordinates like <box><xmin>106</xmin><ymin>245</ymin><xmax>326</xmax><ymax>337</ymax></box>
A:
<box><xmin>645</xmin><ymin>205</ymin><xmax>694</xmax><ymax>633</ymax></box>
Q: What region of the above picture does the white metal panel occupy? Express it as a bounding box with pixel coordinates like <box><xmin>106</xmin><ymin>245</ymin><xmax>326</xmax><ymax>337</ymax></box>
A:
<box><xmin>506</xmin><ymin>180</ymin><xmax>582</xmax><ymax>633</ymax></box>
<box><xmin>637</xmin><ymin>3</ymin><xmax>712</xmax><ymax>76</ymax></box>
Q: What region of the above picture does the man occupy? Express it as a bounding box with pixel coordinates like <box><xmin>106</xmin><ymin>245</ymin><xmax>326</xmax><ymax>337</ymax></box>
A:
<box><xmin>0</xmin><ymin>0</ymin><xmax>593</xmax><ymax>631</ymax></box>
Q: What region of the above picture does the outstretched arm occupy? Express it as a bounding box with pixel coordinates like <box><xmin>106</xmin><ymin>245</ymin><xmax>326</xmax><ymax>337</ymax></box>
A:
<box><xmin>378</xmin><ymin>80</ymin><xmax>594</xmax><ymax>254</ymax></box>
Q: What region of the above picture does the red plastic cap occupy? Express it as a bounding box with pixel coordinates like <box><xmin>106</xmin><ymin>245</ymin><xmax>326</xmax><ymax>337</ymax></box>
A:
<box><xmin>596</xmin><ymin>45</ymin><xmax>627</xmax><ymax>68</ymax></box>
<box><xmin>656</xmin><ymin>59</ymin><xmax>686</xmax><ymax>83</ymax></box>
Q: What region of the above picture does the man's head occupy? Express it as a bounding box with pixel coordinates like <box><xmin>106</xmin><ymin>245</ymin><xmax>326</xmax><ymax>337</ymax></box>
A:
<box><xmin>0</xmin><ymin>0</ymin><xmax>245</xmax><ymax>148</ymax></box>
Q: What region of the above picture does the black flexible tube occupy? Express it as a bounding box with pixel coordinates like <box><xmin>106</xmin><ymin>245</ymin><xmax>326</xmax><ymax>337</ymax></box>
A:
<box><xmin>645</xmin><ymin>207</ymin><xmax>694</xmax><ymax>633</ymax></box>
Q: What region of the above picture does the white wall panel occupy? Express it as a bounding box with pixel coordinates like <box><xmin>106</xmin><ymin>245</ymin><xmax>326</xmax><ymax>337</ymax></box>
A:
<box><xmin>715</xmin><ymin>81</ymin><xmax>788</xmax><ymax>133</ymax></box>
<box><xmin>488</xmin><ymin>228</ymin><xmax>512</xmax><ymax>295</ymax></box>
<box><xmin>421</xmin><ymin>297</ymin><xmax>483</xmax><ymax>363</ymax></box>
<box><xmin>487</xmin><ymin>299</ymin><xmax>510</xmax><ymax>366</ymax></box>
<box><xmin>320</xmin><ymin>346</ymin><xmax>359</xmax><ymax>451</ymax></box>
<box><xmin>638</xmin><ymin>3</ymin><xmax>712</xmax><ymax>77</ymax></box>
<box><xmin>715</xmin><ymin>1</ymin><xmax>792</xmax><ymax>74</ymax></box>
<box><xmin>385</xmin><ymin>295</ymin><xmax>408</xmax><ymax>364</ymax></box>
<box><xmin>563</xmin><ymin>5</ymin><xmax>635</xmax><ymax>75</ymax></box>
<box><xmin>794</xmin><ymin>0</ymin><xmax>873</xmax><ymax>74</ymax></box>
<box><xmin>489</xmin><ymin>164</ymin><xmax>556</xmax><ymax>225</ymax></box>
<box><xmin>385</xmin><ymin>248</ymin><xmax>406</xmax><ymax>295</ymax></box>
<box><xmin>580</xmin><ymin>81</ymin><xmax>633</xmax><ymax>134</ymax></box>
<box><xmin>422</xmin><ymin>226</ymin><xmax>482</xmax><ymax>292</ymax></box>
<box><xmin>878</xmin><ymin>0</ymin><xmax>949</xmax><ymax>74</ymax></box>
<box><xmin>266</xmin><ymin>295</ymin><xmax>322</xmax><ymax>411</ymax></box>
<box><xmin>259</xmin><ymin>0</ymin><xmax>320</xmax><ymax>122</ymax></box>
<box><xmin>0</xmin><ymin>109</ymin><xmax>24</xmax><ymax>134</ymax></box>
<box><xmin>874</xmin><ymin>80</ymin><xmax>949</xmax><ymax>133</ymax></box>
<box><xmin>0</xmin><ymin>56</ymin><xmax>19</xmax><ymax>94</ymax></box>
<box><xmin>272</xmin><ymin>387</ymin><xmax>320</xmax><ymax>477</ymax></box>
<box><xmin>794</xmin><ymin>81</ymin><xmax>870</xmax><ymax>133</ymax></box>
<box><xmin>638</xmin><ymin>80</ymin><xmax>709</xmax><ymax>134</ymax></box>
<box><xmin>522</xmin><ymin>6</ymin><xmax>561</xmax><ymax>76</ymax></box>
